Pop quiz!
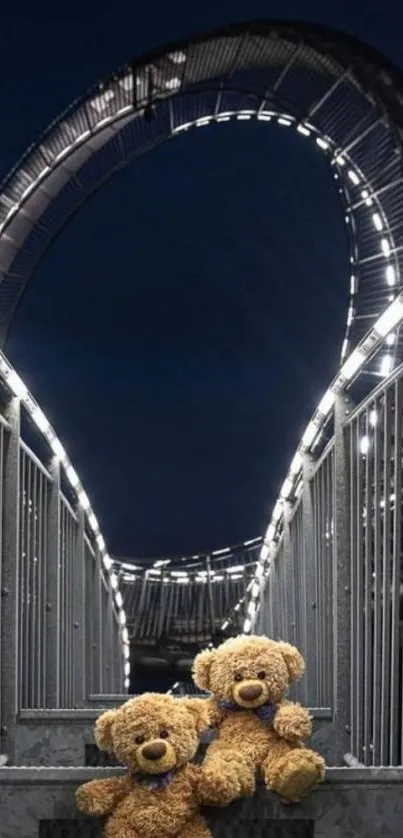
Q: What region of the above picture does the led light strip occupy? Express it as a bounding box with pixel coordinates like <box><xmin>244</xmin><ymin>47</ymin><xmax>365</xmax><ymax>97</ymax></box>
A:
<box><xmin>226</xmin><ymin>292</ymin><xmax>403</xmax><ymax>634</ymax></box>
<box><xmin>0</xmin><ymin>350</ymin><xmax>131</xmax><ymax>690</ymax></box>
<box><xmin>173</xmin><ymin>108</ymin><xmax>400</xmax><ymax>364</ymax></box>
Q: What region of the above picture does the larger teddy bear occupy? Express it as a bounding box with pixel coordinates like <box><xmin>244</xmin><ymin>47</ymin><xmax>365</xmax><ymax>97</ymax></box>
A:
<box><xmin>193</xmin><ymin>634</ymin><xmax>326</xmax><ymax>803</ymax></box>
<box><xmin>76</xmin><ymin>692</ymin><xmax>246</xmax><ymax>838</ymax></box>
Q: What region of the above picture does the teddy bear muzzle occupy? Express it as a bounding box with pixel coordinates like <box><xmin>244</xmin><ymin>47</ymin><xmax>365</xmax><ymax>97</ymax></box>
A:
<box><xmin>137</xmin><ymin>738</ymin><xmax>177</xmax><ymax>774</ymax></box>
<box><xmin>233</xmin><ymin>679</ymin><xmax>269</xmax><ymax>708</ymax></box>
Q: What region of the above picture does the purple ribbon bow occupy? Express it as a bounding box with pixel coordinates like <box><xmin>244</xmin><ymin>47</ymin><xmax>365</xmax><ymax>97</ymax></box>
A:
<box><xmin>136</xmin><ymin>769</ymin><xmax>175</xmax><ymax>791</ymax></box>
<box><xmin>219</xmin><ymin>699</ymin><xmax>277</xmax><ymax>724</ymax></box>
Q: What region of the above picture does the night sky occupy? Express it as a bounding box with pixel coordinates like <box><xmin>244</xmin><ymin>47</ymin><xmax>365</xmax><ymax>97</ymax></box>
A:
<box><xmin>1</xmin><ymin>1</ymin><xmax>402</xmax><ymax>558</ymax></box>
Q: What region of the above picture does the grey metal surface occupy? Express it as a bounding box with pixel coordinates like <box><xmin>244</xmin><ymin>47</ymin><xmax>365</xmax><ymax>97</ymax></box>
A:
<box><xmin>14</xmin><ymin>706</ymin><xmax>334</xmax><ymax>767</ymax></box>
<box><xmin>332</xmin><ymin>393</ymin><xmax>353</xmax><ymax>764</ymax></box>
<box><xmin>0</xmin><ymin>768</ymin><xmax>403</xmax><ymax>838</ymax></box>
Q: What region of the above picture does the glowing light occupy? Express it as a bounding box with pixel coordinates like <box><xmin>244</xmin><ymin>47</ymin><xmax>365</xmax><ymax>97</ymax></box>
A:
<box><xmin>50</xmin><ymin>437</ymin><xmax>66</xmax><ymax>460</ymax></box>
<box><xmin>289</xmin><ymin>451</ymin><xmax>302</xmax><ymax>475</ymax></box>
<box><xmin>103</xmin><ymin>554</ymin><xmax>113</xmax><ymax>571</ymax></box>
<box><xmin>348</xmin><ymin>170</ymin><xmax>360</xmax><ymax>185</ymax></box>
<box><xmin>380</xmin><ymin>354</ymin><xmax>393</xmax><ymax>376</ymax></box>
<box><xmin>97</xmin><ymin>534</ymin><xmax>105</xmax><ymax>551</ymax></box>
<box><xmin>316</xmin><ymin>137</ymin><xmax>329</xmax><ymax>150</ymax></box>
<box><xmin>243</xmin><ymin>618</ymin><xmax>252</xmax><ymax>633</ymax></box>
<box><xmin>124</xmin><ymin>661</ymin><xmax>131</xmax><ymax>676</ymax></box>
<box><xmin>115</xmin><ymin>591</ymin><xmax>124</xmax><ymax>609</ymax></box>
<box><xmin>317</xmin><ymin>389</ymin><xmax>335</xmax><ymax>417</ymax></box>
<box><xmin>32</xmin><ymin>406</ymin><xmax>49</xmax><ymax>434</ymax></box>
<box><xmin>78</xmin><ymin>490</ymin><xmax>90</xmax><ymax>510</ymax></box>
<box><xmin>7</xmin><ymin>370</ymin><xmax>27</xmax><ymax>399</ymax></box>
<box><xmin>374</xmin><ymin>298</ymin><xmax>403</xmax><ymax>337</ymax></box>
<box><xmin>386</xmin><ymin>265</ymin><xmax>396</xmax><ymax>286</ymax></box>
<box><xmin>88</xmin><ymin>512</ymin><xmax>98</xmax><ymax>531</ymax></box>
<box><xmin>360</xmin><ymin>436</ymin><xmax>370</xmax><ymax>455</ymax></box>
<box><xmin>381</xmin><ymin>238</ymin><xmax>391</xmax><ymax>257</ymax></box>
<box><xmin>340</xmin><ymin>348</ymin><xmax>366</xmax><ymax>381</ymax></box>
<box><xmin>372</xmin><ymin>213</ymin><xmax>383</xmax><ymax>231</ymax></box>
<box><xmin>297</xmin><ymin>124</ymin><xmax>310</xmax><ymax>136</ymax></box>
<box><xmin>169</xmin><ymin>50</ymin><xmax>186</xmax><ymax>64</ymax></box>
<box><xmin>280</xmin><ymin>477</ymin><xmax>293</xmax><ymax>499</ymax></box>
<box><xmin>65</xmin><ymin>464</ymin><xmax>79</xmax><ymax>487</ymax></box>
<box><xmin>301</xmin><ymin>422</ymin><xmax>318</xmax><ymax>449</ymax></box>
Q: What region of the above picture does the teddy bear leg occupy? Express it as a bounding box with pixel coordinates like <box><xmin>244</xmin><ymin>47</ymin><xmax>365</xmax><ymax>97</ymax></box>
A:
<box><xmin>104</xmin><ymin>817</ymin><xmax>141</xmax><ymax>838</ymax></box>
<box><xmin>177</xmin><ymin>814</ymin><xmax>212</xmax><ymax>838</ymax></box>
<box><xmin>263</xmin><ymin>745</ymin><xmax>325</xmax><ymax>802</ymax></box>
<box><xmin>198</xmin><ymin>752</ymin><xmax>255</xmax><ymax>806</ymax></box>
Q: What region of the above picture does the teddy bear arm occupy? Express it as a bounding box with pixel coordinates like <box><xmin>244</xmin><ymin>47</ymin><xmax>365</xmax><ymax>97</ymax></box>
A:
<box><xmin>76</xmin><ymin>776</ymin><xmax>130</xmax><ymax>816</ymax></box>
<box><xmin>273</xmin><ymin>702</ymin><xmax>312</xmax><ymax>742</ymax></box>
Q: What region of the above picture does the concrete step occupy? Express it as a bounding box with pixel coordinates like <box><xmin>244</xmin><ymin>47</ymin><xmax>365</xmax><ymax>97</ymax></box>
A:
<box><xmin>0</xmin><ymin>766</ymin><xmax>403</xmax><ymax>838</ymax></box>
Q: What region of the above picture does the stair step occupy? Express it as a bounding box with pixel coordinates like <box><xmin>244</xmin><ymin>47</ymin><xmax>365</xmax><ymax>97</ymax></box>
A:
<box><xmin>38</xmin><ymin>819</ymin><xmax>313</xmax><ymax>837</ymax></box>
<box><xmin>0</xmin><ymin>767</ymin><xmax>402</xmax><ymax>838</ymax></box>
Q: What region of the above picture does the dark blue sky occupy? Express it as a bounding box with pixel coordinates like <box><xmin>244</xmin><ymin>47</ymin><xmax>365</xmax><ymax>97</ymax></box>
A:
<box><xmin>1</xmin><ymin>1</ymin><xmax>402</xmax><ymax>557</ymax></box>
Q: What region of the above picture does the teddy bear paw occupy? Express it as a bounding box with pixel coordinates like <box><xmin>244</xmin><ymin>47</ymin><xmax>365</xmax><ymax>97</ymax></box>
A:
<box><xmin>76</xmin><ymin>784</ymin><xmax>109</xmax><ymax>816</ymax></box>
<box><xmin>273</xmin><ymin>705</ymin><xmax>312</xmax><ymax>742</ymax></box>
<box><xmin>264</xmin><ymin>750</ymin><xmax>325</xmax><ymax>802</ymax></box>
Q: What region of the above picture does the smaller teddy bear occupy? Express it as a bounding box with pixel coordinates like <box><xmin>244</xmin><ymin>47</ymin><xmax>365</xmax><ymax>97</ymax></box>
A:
<box><xmin>193</xmin><ymin>634</ymin><xmax>326</xmax><ymax>804</ymax></box>
<box><xmin>76</xmin><ymin>692</ymin><xmax>246</xmax><ymax>838</ymax></box>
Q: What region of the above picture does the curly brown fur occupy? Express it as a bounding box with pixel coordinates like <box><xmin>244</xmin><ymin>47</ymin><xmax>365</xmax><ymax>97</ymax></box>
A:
<box><xmin>76</xmin><ymin>693</ymin><xmax>240</xmax><ymax>838</ymax></box>
<box><xmin>193</xmin><ymin>635</ymin><xmax>326</xmax><ymax>803</ymax></box>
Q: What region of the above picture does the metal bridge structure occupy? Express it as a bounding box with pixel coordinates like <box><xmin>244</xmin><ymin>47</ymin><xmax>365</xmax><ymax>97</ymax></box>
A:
<box><xmin>0</xmin><ymin>18</ymin><xmax>403</xmax><ymax>838</ymax></box>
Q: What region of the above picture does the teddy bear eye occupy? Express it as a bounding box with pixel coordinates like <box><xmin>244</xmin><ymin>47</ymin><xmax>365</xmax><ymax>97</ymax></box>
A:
<box><xmin>257</xmin><ymin>671</ymin><xmax>266</xmax><ymax>680</ymax></box>
<box><xmin>234</xmin><ymin>673</ymin><xmax>243</xmax><ymax>682</ymax></box>
<box><xmin>135</xmin><ymin>734</ymin><xmax>145</xmax><ymax>744</ymax></box>
<box><xmin>159</xmin><ymin>730</ymin><xmax>169</xmax><ymax>739</ymax></box>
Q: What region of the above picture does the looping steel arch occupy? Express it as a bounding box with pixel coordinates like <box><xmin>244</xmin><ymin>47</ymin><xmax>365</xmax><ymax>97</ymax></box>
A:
<box><xmin>0</xmin><ymin>19</ymin><xmax>402</xmax><ymax>363</ymax></box>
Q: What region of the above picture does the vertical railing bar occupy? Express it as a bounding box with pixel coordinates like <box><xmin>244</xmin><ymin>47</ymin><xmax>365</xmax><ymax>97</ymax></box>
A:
<box><xmin>36</xmin><ymin>471</ymin><xmax>44</xmax><ymax>707</ymax></box>
<box><xmin>363</xmin><ymin>407</ymin><xmax>373</xmax><ymax>766</ymax></box>
<box><xmin>19</xmin><ymin>450</ymin><xmax>26</xmax><ymax>709</ymax></box>
<box><xmin>390</xmin><ymin>377</ymin><xmax>402</xmax><ymax>765</ymax></box>
<box><xmin>349</xmin><ymin>421</ymin><xmax>358</xmax><ymax>758</ymax></box>
<box><xmin>318</xmin><ymin>461</ymin><xmax>325</xmax><ymax>707</ymax></box>
<box><xmin>73</xmin><ymin>505</ymin><xmax>86</xmax><ymax>707</ymax></box>
<box><xmin>1</xmin><ymin>398</ymin><xmax>21</xmax><ymax>761</ymax></box>
<box><xmin>372</xmin><ymin>397</ymin><xmax>382</xmax><ymax>765</ymax></box>
<box><xmin>333</xmin><ymin>393</ymin><xmax>353</xmax><ymax>763</ymax></box>
<box><xmin>45</xmin><ymin>456</ymin><xmax>61</xmax><ymax>708</ymax></box>
<box><xmin>355</xmin><ymin>415</ymin><xmax>364</xmax><ymax>763</ymax></box>
<box><xmin>31</xmin><ymin>460</ymin><xmax>38</xmax><ymax>707</ymax></box>
<box><xmin>380</xmin><ymin>387</ymin><xmax>392</xmax><ymax>765</ymax></box>
<box><xmin>302</xmin><ymin>455</ymin><xmax>318</xmax><ymax>707</ymax></box>
<box><xmin>93</xmin><ymin>549</ymin><xmax>103</xmax><ymax>695</ymax></box>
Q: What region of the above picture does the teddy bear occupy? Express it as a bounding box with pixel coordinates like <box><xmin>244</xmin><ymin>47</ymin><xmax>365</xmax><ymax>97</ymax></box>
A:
<box><xmin>193</xmin><ymin>634</ymin><xmax>326</xmax><ymax>804</ymax></box>
<box><xmin>76</xmin><ymin>692</ymin><xmax>247</xmax><ymax>838</ymax></box>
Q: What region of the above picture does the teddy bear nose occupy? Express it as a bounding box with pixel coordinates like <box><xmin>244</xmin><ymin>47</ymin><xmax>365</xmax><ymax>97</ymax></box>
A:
<box><xmin>141</xmin><ymin>741</ymin><xmax>167</xmax><ymax>761</ymax></box>
<box><xmin>238</xmin><ymin>683</ymin><xmax>263</xmax><ymax>701</ymax></box>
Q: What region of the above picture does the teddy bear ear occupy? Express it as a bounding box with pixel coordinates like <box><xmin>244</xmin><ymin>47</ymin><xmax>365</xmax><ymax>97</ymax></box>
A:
<box><xmin>180</xmin><ymin>698</ymin><xmax>211</xmax><ymax>736</ymax></box>
<box><xmin>276</xmin><ymin>641</ymin><xmax>305</xmax><ymax>682</ymax></box>
<box><xmin>192</xmin><ymin>648</ymin><xmax>215</xmax><ymax>690</ymax></box>
<box><xmin>95</xmin><ymin>709</ymin><xmax>116</xmax><ymax>752</ymax></box>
